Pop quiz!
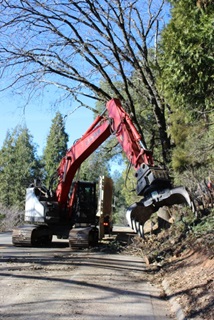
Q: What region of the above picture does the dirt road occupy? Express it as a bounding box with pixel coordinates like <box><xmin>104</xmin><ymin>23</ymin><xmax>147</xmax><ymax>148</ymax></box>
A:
<box><xmin>0</xmin><ymin>231</ymin><xmax>174</xmax><ymax>320</ymax></box>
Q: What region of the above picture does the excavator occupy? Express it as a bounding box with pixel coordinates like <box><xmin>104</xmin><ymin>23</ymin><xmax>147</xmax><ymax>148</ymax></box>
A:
<box><xmin>12</xmin><ymin>98</ymin><xmax>195</xmax><ymax>247</ymax></box>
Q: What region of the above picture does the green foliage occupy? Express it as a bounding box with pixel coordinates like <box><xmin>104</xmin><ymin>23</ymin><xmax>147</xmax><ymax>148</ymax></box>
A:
<box><xmin>172</xmin><ymin>122</ymin><xmax>213</xmax><ymax>170</ymax></box>
<box><xmin>111</xmin><ymin>170</ymin><xmax>127</xmax><ymax>225</ymax></box>
<box><xmin>0</xmin><ymin>213</ymin><xmax>5</xmax><ymax>221</ymax></box>
<box><xmin>170</xmin><ymin>111</ymin><xmax>214</xmax><ymax>189</ymax></box>
<box><xmin>42</xmin><ymin>112</ymin><xmax>68</xmax><ymax>188</ymax></box>
<box><xmin>159</xmin><ymin>0</ymin><xmax>214</xmax><ymax>111</ymax></box>
<box><xmin>192</xmin><ymin>211</ymin><xmax>214</xmax><ymax>235</ymax></box>
<box><xmin>120</xmin><ymin>166</ymin><xmax>139</xmax><ymax>206</ymax></box>
<box><xmin>0</xmin><ymin>126</ymin><xmax>39</xmax><ymax>208</ymax></box>
<box><xmin>158</xmin><ymin>0</ymin><xmax>214</xmax><ymax>185</ymax></box>
<box><xmin>77</xmin><ymin>148</ymin><xmax>110</xmax><ymax>183</ymax></box>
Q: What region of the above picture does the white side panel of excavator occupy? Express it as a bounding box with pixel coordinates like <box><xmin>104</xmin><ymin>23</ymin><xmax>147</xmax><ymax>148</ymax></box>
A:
<box><xmin>25</xmin><ymin>188</ymin><xmax>45</xmax><ymax>223</ymax></box>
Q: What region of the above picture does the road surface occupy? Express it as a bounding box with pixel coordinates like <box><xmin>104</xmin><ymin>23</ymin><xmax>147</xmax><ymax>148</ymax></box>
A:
<box><xmin>0</xmin><ymin>230</ymin><xmax>174</xmax><ymax>319</ymax></box>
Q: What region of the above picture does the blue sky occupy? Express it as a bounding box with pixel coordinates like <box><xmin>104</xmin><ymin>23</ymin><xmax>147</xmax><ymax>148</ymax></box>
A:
<box><xmin>0</xmin><ymin>93</ymin><xmax>94</xmax><ymax>157</ymax></box>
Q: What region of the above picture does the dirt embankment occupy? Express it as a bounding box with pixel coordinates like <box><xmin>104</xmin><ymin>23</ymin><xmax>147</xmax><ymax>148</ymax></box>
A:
<box><xmin>121</xmin><ymin>226</ymin><xmax>214</xmax><ymax>320</ymax></box>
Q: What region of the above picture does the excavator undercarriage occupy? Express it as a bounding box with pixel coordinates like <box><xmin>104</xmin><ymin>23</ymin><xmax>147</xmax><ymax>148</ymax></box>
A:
<box><xmin>68</xmin><ymin>226</ymin><xmax>99</xmax><ymax>249</ymax></box>
<box><xmin>12</xmin><ymin>224</ymin><xmax>52</xmax><ymax>247</ymax></box>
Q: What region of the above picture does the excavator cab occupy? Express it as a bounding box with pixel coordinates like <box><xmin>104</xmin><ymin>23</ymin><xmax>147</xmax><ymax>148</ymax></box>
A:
<box><xmin>68</xmin><ymin>181</ymin><xmax>99</xmax><ymax>248</ymax></box>
<box><xmin>70</xmin><ymin>181</ymin><xmax>98</xmax><ymax>227</ymax></box>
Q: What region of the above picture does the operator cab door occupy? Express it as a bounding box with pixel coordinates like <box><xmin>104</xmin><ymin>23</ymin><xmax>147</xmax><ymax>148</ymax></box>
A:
<box><xmin>74</xmin><ymin>181</ymin><xmax>97</xmax><ymax>226</ymax></box>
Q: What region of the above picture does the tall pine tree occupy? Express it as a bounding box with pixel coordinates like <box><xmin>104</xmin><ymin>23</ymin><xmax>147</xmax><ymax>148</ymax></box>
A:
<box><xmin>0</xmin><ymin>125</ymin><xmax>39</xmax><ymax>208</ymax></box>
<box><xmin>43</xmin><ymin>112</ymin><xmax>68</xmax><ymax>188</ymax></box>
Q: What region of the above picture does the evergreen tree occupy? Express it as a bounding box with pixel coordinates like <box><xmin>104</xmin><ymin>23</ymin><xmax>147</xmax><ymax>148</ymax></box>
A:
<box><xmin>77</xmin><ymin>148</ymin><xmax>110</xmax><ymax>183</ymax></box>
<box><xmin>158</xmin><ymin>0</ymin><xmax>214</xmax><ymax>185</ymax></box>
<box><xmin>159</xmin><ymin>0</ymin><xmax>214</xmax><ymax>111</ymax></box>
<box><xmin>0</xmin><ymin>131</ymin><xmax>16</xmax><ymax>207</ymax></box>
<box><xmin>43</xmin><ymin>112</ymin><xmax>68</xmax><ymax>188</ymax></box>
<box><xmin>0</xmin><ymin>125</ymin><xmax>39</xmax><ymax>208</ymax></box>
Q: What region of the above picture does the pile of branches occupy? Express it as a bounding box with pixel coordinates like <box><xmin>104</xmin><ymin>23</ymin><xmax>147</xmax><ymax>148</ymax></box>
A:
<box><xmin>124</xmin><ymin>208</ymin><xmax>214</xmax><ymax>265</ymax></box>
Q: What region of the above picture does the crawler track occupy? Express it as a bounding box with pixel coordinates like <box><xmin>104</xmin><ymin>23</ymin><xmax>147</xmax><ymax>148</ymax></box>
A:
<box><xmin>12</xmin><ymin>224</ymin><xmax>52</xmax><ymax>246</ymax></box>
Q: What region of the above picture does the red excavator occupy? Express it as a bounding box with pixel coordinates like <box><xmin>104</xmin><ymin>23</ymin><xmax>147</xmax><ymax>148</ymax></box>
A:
<box><xmin>12</xmin><ymin>98</ymin><xmax>195</xmax><ymax>247</ymax></box>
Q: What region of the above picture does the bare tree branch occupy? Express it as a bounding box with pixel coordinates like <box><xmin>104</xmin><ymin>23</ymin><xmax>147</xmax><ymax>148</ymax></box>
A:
<box><xmin>0</xmin><ymin>0</ymin><xmax>171</xmax><ymax>163</ymax></box>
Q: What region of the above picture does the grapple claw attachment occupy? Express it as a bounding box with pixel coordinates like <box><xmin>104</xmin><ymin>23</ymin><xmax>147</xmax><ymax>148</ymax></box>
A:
<box><xmin>142</xmin><ymin>186</ymin><xmax>195</xmax><ymax>212</ymax></box>
<box><xmin>126</xmin><ymin>186</ymin><xmax>195</xmax><ymax>237</ymax></box>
